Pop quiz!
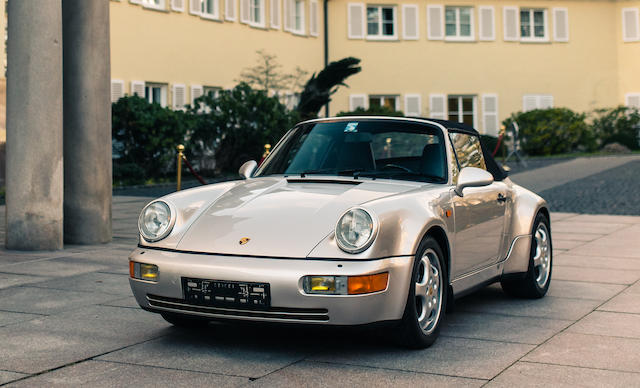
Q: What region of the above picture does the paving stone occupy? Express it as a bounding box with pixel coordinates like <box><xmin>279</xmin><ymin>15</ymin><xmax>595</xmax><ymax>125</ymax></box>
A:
<box><xmin>487</xmin><ymin>361</ymin><xmax>640</xmax><ymax>387</ymax></box>
<box><xmin>0</xmin><ymin>258</ymin><xmax>108</xmax><ymax>278</ymax></box>
<box><xmin>547</xmin><ymin>280</ymin><xmax>625</xmax><ymax>301</ymax></box>
<box><xmin>552</xmin><ymin>266</ymin><xmax>640</xmax><ymax>285</ymax></box>
<box><xmin>0</xmin><ymin>272</ymin><xmax>48</xmax><ymax>290</ymax></box>
<box><xmin>0</xmin><ymin>310</ymin><xmax>43</xmax><ymax>327</ymax></box>
<box><xmin>98</xmin><ymin>324</ymin><xmax>309</xmax><ymax>379</ymax></box>
<box><xmin>100</xmin><ymin>296</ymin><xmax>139</xmax><ymax>309</ymax></box>
<box><xmin>553</xmin><ymin>233</ymin><xmax>602</xmax><ymax>242</ymax></box>
<box><xmin>308</xmin><ymin>336</ymin><xmax>534</xmax><ymax>380</ymax></box>
<box><xmin>554</xmin><ymin>254</ymin><xmax>640</xmax><ymax>271</ymax></box>
<box><xmin>249</xmin><ymin>360</ymin><xmax>485</xmax><ymax>388</ymax></box>
<box><xmin>28</xmin><ymin>272</ymin><xmax>131</xmax><ymax>296</ymax></box>
<box><xmin>0</xmin><ymin>286</ymin><xmax>117</xmax><ymax>315</ymax></box>
<box><xmin>0</xmin><ymin>371</ymin><xmax>28</xmax><ymax>385</ymax></box>
<box><xmin>5</xmin><ymin>360</ymin><xmax>248</xmax><ymax>387</ymax></box>
<box><xmin>456</xmin><ymin>286</ymin><xmax>601</xmax><ymax>320</ymax></box>
<box><xmin>523</xmin><ymin>332</ymin><xmax>640</xmax><ymax>373</ymax></box>
<box><xmin>549</xmin><ymin>213</ymin><xmax>578</xmax><ymax>222</ymax></box>
<box><xmin>568</xmin><ymin>241</ymin><xmax>640</xmax><ymax>259</ymax></box>
<box><xmin>568</xmin><ymin>214</ymin><xmax>640</xmax><ymax>224</ymax></box>
<box><xmin>551</xmin><ymin>222</ymin><xmax>628</xmax><ymax>235</ymax></box>
<box><xmin>552</xmin><ymin>239</ymin><xmax>586</xmax><ymax>250</ymax></box>
<box><xmin>598</xmin><ymin>281</ymin><xmax>640</xmax><ymax>314</ymax></box>
<box><xmin>441</xmin><ymin>311</ymin><xmax>572</xmax><ymax>345</ymax></box>
<box><xmin>0</xmin><ymin>305</ymin><xmax>171</xmax><ymax>374</ymax></box>
<box><xmin>568</xmin><ymin>311</ymin><xmax>640</xmax><ymax>339</ymax></box>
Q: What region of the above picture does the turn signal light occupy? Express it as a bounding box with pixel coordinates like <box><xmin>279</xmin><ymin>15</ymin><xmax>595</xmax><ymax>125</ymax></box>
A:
<box><xmin>347</xmin><ymin>272</ymin><xmax>389</xmax><ymax>295</ymax></box>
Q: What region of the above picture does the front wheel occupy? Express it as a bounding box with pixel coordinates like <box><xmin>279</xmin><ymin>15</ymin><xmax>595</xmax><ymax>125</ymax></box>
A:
<box><xmin>396</xmin><ymin>236</ymin><xmax>447</xmax><ymax>349</ymax></box>
<box><xmin>501</xmin><ymin>212</ymin><xmax>552</xmax><ymax>298</ymax></box>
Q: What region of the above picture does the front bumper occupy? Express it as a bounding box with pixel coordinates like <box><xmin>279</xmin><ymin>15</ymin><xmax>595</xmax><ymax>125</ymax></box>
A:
<box><xmin>129</xmin><ymin>247</ymin><xmax>413</xmax><ymax>325</ymax></box>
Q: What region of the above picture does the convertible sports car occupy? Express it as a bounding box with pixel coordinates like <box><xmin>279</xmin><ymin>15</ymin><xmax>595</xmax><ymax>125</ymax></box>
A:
<box><xmin>129</xmin><ymin>116</ymin><xmax>552</xmax><ymax>348</ymax></box>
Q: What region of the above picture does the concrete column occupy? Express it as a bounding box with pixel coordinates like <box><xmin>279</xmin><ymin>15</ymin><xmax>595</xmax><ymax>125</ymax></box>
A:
<box><xmin>62</xmin><ymin>0</ymin><xmax>112</xmax><ymax>244</ymax></box>
<box><xmin>6</xmin><ymin>0</ymin><xmax>64</xmax><ymax>250</ymax></box>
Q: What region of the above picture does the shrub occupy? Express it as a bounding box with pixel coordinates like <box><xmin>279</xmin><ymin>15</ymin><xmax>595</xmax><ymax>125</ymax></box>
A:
<box><xmin>112</xmin><ymin>96</ymin><xmax>193</xmax><ymax>178</ymax></box>
<box><xmin>590</xmin><ymin>106</ymin><xmax>640</xmax><ymax>150</ymax></box>
<box><xmin>503</xmin><ymin>108</ymin><xmax>595</xmax><ymax>156</ymax></box>
<box><xmin>188</xmin><ymin>83</ymin><xmax>299</xmax><ymax>174</ymax></box>
<box><xmin>336</xmin><ymin>105</ymin><xmax>404</xmax><ymax>117</ymax></box>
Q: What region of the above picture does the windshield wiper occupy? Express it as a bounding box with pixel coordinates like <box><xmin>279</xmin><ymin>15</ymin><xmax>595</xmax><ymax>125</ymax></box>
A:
<box><xmin>356</xmin><ymin>170</ymin><xmax>446</xmax><ymax>183</ymax></box>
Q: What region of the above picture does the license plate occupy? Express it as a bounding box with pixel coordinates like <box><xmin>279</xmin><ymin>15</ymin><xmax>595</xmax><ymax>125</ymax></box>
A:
<box><xmin>182</xmin><ymin>278</ymin><xmax>270</xmax><ymax>310</ymax></box>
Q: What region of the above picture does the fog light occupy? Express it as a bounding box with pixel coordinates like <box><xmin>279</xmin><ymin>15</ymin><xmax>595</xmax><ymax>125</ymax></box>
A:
<box><xmin>129</xmin><ymin>261</ymin><xmax>159</xmax><ymax>282</ymax></box>
<box><xmin>302</xmin><ymin>272</ymin><xmax>388</xmax><ymax>295</ymax></box>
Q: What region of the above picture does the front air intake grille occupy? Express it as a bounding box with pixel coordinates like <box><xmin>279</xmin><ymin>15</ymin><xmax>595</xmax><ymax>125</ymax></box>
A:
<box><xmin>147</xmin><ymin>294</ymin><xmax>329</xmax><ymax>322</ymax></box>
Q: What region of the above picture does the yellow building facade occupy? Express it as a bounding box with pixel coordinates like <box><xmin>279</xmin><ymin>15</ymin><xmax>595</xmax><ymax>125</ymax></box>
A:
<box><xmin>90</xmin><ymin>0</ymin><xmax>638</xmax><ymax>136</ymax></box>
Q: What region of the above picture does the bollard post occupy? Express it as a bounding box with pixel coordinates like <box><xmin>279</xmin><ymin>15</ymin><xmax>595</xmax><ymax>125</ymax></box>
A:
<box><xmin>177</xmin><ymin>144</ymin><xmax>184</xmax><ymax>191</ymax></box>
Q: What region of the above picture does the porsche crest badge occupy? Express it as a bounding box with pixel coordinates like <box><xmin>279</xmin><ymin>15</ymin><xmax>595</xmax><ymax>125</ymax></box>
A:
<box><xmin>239</xmin><ymin>237</ymin><xmax>251</xmax><ymax>245</ymax></box>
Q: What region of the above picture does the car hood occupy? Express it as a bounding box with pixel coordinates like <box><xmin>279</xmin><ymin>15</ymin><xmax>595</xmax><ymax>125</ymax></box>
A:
<box><xmin>175</xmin><ymin>177</ymin><xmax>422</xmax><ymax>258</ymax></box>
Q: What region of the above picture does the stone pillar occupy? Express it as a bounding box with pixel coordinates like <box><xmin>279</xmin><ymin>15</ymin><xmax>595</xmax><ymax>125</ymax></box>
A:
<box><xmin>6</xmin><ymin>0</ymin><xmax>64</xmax><ymax>250</ymax></box>
<box><xmin>62</xmin><ymin>0</ymin><xmax>112</xmax><ymax>244</ymax></box>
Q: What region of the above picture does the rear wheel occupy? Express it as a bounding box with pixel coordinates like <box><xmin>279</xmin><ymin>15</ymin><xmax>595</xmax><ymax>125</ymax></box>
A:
<box><xmin>161</xmin><ymin>312</ymin><xmax>210</xmax><ymax>328</ymax></box>
<box><xmin>501</xmin><ymin>213</ymin><xmax>552</xmax><ymax>298</ymax></box>
<box><xmin>396</xmin><ymin>236</ymin><xmax>447</xmax><ymax>349</ymax></box>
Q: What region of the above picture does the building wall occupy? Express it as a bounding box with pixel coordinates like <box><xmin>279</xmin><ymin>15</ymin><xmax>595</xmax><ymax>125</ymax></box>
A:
<box><xmin>617</xmin><ymin>1</ymin><xmax>640</xmax><ymax>106</ymax></box>
<box><xmin>110</xmin><ymin>0</ymin><xmax>325</xmax><ymax>107</ymax></box>
<box><xmin>329</xmin><ymin>0</ymin><xmax>639</xmax><ymax>135</ymax></box>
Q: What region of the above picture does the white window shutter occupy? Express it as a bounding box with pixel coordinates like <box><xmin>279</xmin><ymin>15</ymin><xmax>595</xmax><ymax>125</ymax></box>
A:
<box><xmin>622</xmin><ymin>8</ymin><xmax>640</xmax><ymax>42</ymax></box>
<box><xmin>503</xmin><ymin>6</ymin><xmax>519</xmax><ymax>41</ymax></box>
<box><xmin>402</xmin><ymin>5</ymin><xmax>419</xmax><ymax>40</ymax></box>
<box><xmin>131</xmin><ymin>81</ymin><xmax>145</xmax><ymax>98</ymax></box>
<box><xmin>111</xmin><ymin>80</ymin><xmax>125</xmax><ymax>103</ymax></box>
<box><xmin>259</xmin><ymin>0</ymin><xmax>266</xmax><ymax>26</ymax></box>
<box><xmin>270</xmin><ymin>0</ymin><xmax>281</xmax><ymax>28</ymax></box>
<box><xmin>309</xmin><ymin>0</ymin><xmax>319</xmax><ymax>36</ymax></box>
<box><xmin>404</xmin><ymin>94</ymin><xmax>421</xmax><ymax>116</ymax></box>
<box><xmin>479</xmin><ymin>6</ymin><xmax>495</xmax><ymax>41</ymax></box>
<box><xmin>626</xmin><ymin>93</ymin><xmax>640</xmax><ymax>109</ymax></box>
<box><xmin>189</xmin><ymin>0</ymin><xmax>201</xmax><ymax>15</ymax></box>
<box><xmin>427</xmin><ymin>5</ymin><xmax>444</xmax><ymax>40</ymax></box>
<box><xmin>482</xmin><ymin>94</ymin><xmax>499</xmax><ymax>136</ymax></box>
<box><xmin>429</xmin><ymin>94</ymin><xmax>446</xmax><ymax>119</ymax></box>
<box><xmin>173</xmin><ymin>84</ymin><xmax>186</xmax><ymax>110</ymax></box>
<box><xmin>522</xmin><ymin>95</ymin><xmax>537</xmax><ymax>112</ymax></box>
<box><xmin>171</xmin><ymin>0</ymin><xmax>185</xmax><ymax>11</ymax></box>
<box><xmin>347</xmin><ymin>3</ymin><xmax>365</xmax><ymax>39</ymax></box>
<box><xmin>225</xmin><ymin>0</ymin><xmax>236</xmax><ymax>20</ymax></box>
<box><xmin>540</xmin><ymin>95</ymin><xmax>554</xmax><ymax>109</ymax></box>
<box><xmin>190</xmin><ymin>85</ymin><xmax>204</xmax><ymax>105</ymax></box>
<box><xmin>553</xmin><ymin>8</ymin><xmax>569</xmax><ymax>42</ymax></box>
<box><xmin>240</xmin><ymin>0</ymin><xmax>250</xmax><ymax>22</ymax></box>
<box><xmin>349</xmin><ymin>94</ymin><xmax>367</xmax><ymax>110</ymax></box>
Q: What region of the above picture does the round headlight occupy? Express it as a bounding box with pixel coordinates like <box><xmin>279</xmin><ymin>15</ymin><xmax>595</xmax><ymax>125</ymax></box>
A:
<box><xmin>335</xmin><ymin>208</ymin><xmax>377</xmax><ymax>253</ymax></box>
<box><xmin>138</xmin><ymin>201</ymin><xmax>174</xmax><ymax>242</ymax></box>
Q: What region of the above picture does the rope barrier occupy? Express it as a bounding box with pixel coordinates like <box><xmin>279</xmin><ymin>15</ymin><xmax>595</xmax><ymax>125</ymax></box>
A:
<box><xmin>181</xmin><ymin>154</ymin><xmax>208</xmax><ymax>185</ymax></box>
<box><xmin>492</xmin><ymin>133</ymin><xmax>504</xmax><ymax>157</ymax></box>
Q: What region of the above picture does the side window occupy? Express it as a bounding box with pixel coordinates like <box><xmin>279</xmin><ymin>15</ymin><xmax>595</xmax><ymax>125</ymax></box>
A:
<box><xmin>449</xmin><ymin>132</ymin><xmax>487</xmax><ymax>170</ymax></box>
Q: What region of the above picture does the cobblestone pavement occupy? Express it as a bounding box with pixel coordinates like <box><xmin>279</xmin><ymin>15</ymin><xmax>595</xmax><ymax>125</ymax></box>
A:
<box><xmin>0</xmin><ymin>198</ymin><xmax>639</xmax><ymax>386</ymax></box>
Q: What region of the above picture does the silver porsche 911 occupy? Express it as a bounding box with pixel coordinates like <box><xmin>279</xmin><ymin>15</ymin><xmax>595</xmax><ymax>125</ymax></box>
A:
<box><xmin>129</xmin><ymin>116</ymin><xmax>552</xmax><ymax>348</ymax></box>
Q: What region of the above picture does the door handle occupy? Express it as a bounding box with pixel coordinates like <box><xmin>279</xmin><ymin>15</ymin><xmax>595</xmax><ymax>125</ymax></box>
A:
<box><xmin>497</xmin><ymin>193</ymin><xmax>507</xmax><ymax>203</ymax></box>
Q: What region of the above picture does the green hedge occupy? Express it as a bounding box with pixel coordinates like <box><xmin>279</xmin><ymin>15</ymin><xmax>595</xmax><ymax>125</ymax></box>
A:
<box><xmin>591</xmin><ymin>106</ymin><xmax>640</xmax><ymax>150</ymax></box>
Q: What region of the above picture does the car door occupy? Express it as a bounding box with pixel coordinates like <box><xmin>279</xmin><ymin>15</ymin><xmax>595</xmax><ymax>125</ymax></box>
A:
<box><xmin>449</xmin><ymin>132</ymin><xmax>507</xmax><ymax>279</ymax></box>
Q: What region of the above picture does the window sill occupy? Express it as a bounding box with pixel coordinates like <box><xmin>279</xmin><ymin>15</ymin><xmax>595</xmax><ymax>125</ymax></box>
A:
<box><xmin>200</xmin><ymin>13</ymin><xmax>221</xmax><ymax>21</ymax></box>
<box><xmin>290</xmin><ymin>29</ymin><xmax>307</xmax><ymax>37</ymax></box>
<box><xmin>248</xmin><ymin>22</ymin><xmax>268</xmax><ymax>30</ymax></box>
<box><xmin>142</xmin><ymin>4</ymin><xmax>168</xmax><ymax>12</ymax></box>
<box><xmin>520</xmin><ymin>37</ymin><xmax>550</xmax><ymax>43</ymax></box>
<box><xmin>445</xmin><ymin>36</ymin><xmax>476</xmax><ymax>42</ymax></box>
<box><xmin>366</xmin><ymin>35</ymin><xmax>398</xmax><ymax>41</ymax></box>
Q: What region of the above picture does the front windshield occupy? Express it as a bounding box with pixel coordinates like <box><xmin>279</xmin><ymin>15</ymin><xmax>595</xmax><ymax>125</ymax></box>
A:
<box><xmin>256</xmin><ymin>120</ymin><xmax>447</xmax><ymax>183</ymax></box>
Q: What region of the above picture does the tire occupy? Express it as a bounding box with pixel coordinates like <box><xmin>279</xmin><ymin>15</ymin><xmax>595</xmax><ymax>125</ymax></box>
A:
<box><xmin>161</xmin><ymin>312</ymin><xmax>210</xmax><ymax>328</ymax></box>
<box><xmin>396</xmin><ymin>236</ymin><xmax>448</xmax><ymax>349</ymax></box>
<box><xmin>501</xmin><ymin>212</ymin><xmax>552</xmax><ymax>299</ymax></box>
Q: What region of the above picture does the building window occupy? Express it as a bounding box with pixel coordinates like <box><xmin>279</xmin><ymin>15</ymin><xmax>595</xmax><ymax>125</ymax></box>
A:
<box><xmin>522</xmin><ymin>94</ymin><xmax>554</xmax><ymax>112</ymax></box>
<box><xmin>201</xmin><ymin>0</ymin><xmax>219</xmax><ymax>19</ymax></box>
<box><xmin>445</xmin><ymin>6</ymin><xmax>473</xmax><ymax>40</ymax></box>
<box><xmin>204</xmin><ymin>86</ymin><xmax>221</xmax><ymax>98</ymax></box>
<box><xmin>448</xmin><ymin>95</ymin><xmax>476</xmax><ymax>127</ymax></box>
<box><xmin>145</xmin><ymin>83</ymin><xmax>168</xmax><ymax>107</ymax></box>
<box><xmin>367</xmin><ymin>5</ymin><xmax>396</xmax><ymax>39</ymax></box>
<box><xmin>292</xmin><ymin>0</ymin><xmax>305</xmax><ymax>34</ymax></box>
<box><xmin>369</xmin><ymin>95</ymin><xmax>399</xmax><ymax>111</ymax></box>
<box><xmin>521</xmin><ymin>8</ymin><xmax>547</xmax><ymax>40</ymax></box>
<box><xmin>250</xmin><ymin>0</ymin><xmax>265</xmax><ymax>26</ymax></box>
<box><xmin>141</xmin><ymin>0</ymin><xmax>165</xmax><ymax>10</ymax></box>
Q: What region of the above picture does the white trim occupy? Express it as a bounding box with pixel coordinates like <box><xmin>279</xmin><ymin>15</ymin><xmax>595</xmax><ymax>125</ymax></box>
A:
<box><xmin>270</xmin><ymin>0</ymin><xmax>281</xmax><ymax>28</ymax></box>
<box><xmin>141</xmin><ymin>0</ymin><xmax>166</xmax><ymax>11</ymax></box>
<box><xmin>503</xmin><ymin>6</ymin><xmax>519</xmax><ymax>41</ymax></box>
<box><xmin>130</xmin><ymin>80</ymin><xmax>145</xmax><ymax>98</ymax></box>
<box><xmin>225</xmin><ymin>0</ymin><xmax>237</xmax><ymax>20</ymax></box>
<box><xmin>200</xmin><ymin>0</ymin><xmax>221</xmax><ymax>20</ymax></box>
<box><xmin>170</xmin><ymin>0</ymin><xmax>185</xmax><ymax>12</ymax></box>
<box><xmin>552</xmin><ymin>7</ymin><xmax>569</xmax><ymax>42</ymax></box>
<box><xmin>427</xmin><ymin>5</ymin><xmax>444</xmax><ymax>40</ymax></box>
<box><xmin>347</xmin><ymin>3</ymin><xmax>365</xmax><ymax>39</ymax></box>
<box><xmin>429</xmin><ymin>94</ymin><xmax>446</xmax><ymax>119</ymax></box>
<box><xmin>444</xmin><ymin>6</ymin><xmax>475</xmax><ymax>42</ymax></box>
<box><xmin>622</xmin><ymin>8</ymin><xmax>640</xmax><ymax>42</ymax></box>
<box><xmin>404</xmin><ymin>94</ymin><xmax>422</xmax><ymax>116</ymax></box>
<box><xmin>309</xmin><ymin>0</ymin><xmax>319</xmax><ymax>36</ymax></box>
<box><xmin>349</xmin><ymin>94</ymin><xmax>368</xmax><ymax>111</ymax></box>
<box><xmin>520</xmin><ymin>8</ymin><xmax>549</xmax><ymax>42</ymax></box>
<box><xmin>625</xmin><ymin>93</ymin><xmax>640</xmax><ymax>109</ymax></box>
<box><xmin>290</xmin><ymin>0</ymin><xmax>306</xmax><ymax>35</ymax></box>
<box><xmin>478</xmin><ymin>6</ymin><xmax>495</xmax><ymax>41</ymax></box>
<box><xmin>365</xmin><ymin>5</ymin><xmax>398</xmax><ymax>40</ymax></box>
<box><xmin>247</xmin><ymin>0</ymin><xmax>267</xmax><ymax>28</ymax></box>
<box><xmin>189</xmin><ymin>0</ymin><xmax>202</xmax><ymax>15</ymax></box>
<box><xmin>402</xmin><ymin>4</ymin><xmax>419</xmax><ymax>40</ymax></box>
<box><xmin>481</xmin><ymin>94</ymin><xmax>499</xmax><ymax>136</ymax></box>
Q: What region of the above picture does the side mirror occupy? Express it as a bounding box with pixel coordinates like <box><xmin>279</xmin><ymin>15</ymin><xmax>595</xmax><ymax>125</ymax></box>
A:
<box><xmin>239</xmin><ymin>160</ymin><xmax>257</xmax><ymax>179</ymax></box>
<box><xmin>455</xmin><ymin>167</ymin><xmax>494</xmax><ymax>197</ymax></box>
